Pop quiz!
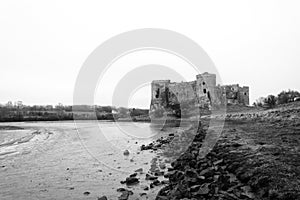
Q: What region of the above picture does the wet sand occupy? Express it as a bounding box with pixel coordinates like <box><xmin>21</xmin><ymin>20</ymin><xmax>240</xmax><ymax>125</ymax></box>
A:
<box><xmin>0</xmin><ymin>121</ymin><xmax>179</xmax><ymax>200</ymax></box>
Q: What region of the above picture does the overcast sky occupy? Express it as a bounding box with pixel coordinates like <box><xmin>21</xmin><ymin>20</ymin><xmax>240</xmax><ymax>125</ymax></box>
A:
<box><xmin>1</xmin><ymin>1</ymin><xmax>300</xmax><ymax>108</ymax></box>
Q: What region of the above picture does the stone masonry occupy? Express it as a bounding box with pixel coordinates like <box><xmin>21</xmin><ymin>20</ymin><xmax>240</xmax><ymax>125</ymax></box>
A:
<box><xmin>150</xmin><ymin>72</ymin><xmax>249</xmax><ymax>115</ymax></box>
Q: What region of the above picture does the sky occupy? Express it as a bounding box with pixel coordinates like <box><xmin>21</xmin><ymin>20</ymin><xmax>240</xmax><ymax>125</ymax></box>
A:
<box><xmin>0</xmin><ymin>0</ymin><xmax>300</xmax><ymax>108</ymax></box>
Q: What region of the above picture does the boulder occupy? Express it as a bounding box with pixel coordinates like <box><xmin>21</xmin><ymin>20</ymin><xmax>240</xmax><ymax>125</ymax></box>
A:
<box><xmin>124</xmin><ymin>177</ymin><xmax>139</xmax><ymax>185</ymax></box>
<box><xmin>134</xmin><ymin>168</ymin><xmax>143</xmax><ymax>173</ymax></box>
<box><xmin>129</xmin><ymin>173</ymin><xmax>137</xmax><ymax>177</ymax></box>
<box><xmin>145</xmin><ymin>174</ymin><xmax>158</xmax><ymax>180</ymax></box>
<box><xmin>123</xmin><ymin>150</ymin><xmax>130</xmax><ymax>156</ymax></box>
<box><xmin>98</xmin><ymin>196</ymin><xmax>108</xmax><ymax>200</ymax></box>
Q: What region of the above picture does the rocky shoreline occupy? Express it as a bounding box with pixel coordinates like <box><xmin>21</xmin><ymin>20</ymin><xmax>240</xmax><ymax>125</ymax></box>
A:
<box><xmin>115</xmin><ymin>103</ymin><xmax>300</xmax><ymax>200</ymax></box>
<box><xmin>155</xmin><ymin>123</ymin><xmax>257</xmax><ymax>200</ymax></box>
<box><xmin>112</xmin><ymin>134</ymin><xmax>177</xmax><ymax>200</ymax></box>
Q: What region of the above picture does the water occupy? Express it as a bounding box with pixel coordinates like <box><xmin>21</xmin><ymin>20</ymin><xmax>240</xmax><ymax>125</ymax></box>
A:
<box><xmin>0</xmin><ymin>121</ymin><xmax>176</xmax><ymax>200</ymax></box>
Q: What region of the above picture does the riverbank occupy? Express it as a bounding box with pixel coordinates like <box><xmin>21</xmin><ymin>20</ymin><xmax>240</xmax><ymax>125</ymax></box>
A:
<box><xmin>151</xmin><ymin>102</ymin><xmax>300</xmax><ymax>199</ymax></box>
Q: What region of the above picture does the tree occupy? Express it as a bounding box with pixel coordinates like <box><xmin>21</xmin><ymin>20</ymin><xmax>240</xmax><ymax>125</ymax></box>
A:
<box><xmin>255</xmin><ymin>97</ymin><xmax>265</xmax><ymax>107</ymax></box>
<box><xmin>117</xmin><ymin>107</ymin><xmax>129</xmax><ymax>118</ymax></box>
<box><xmin>277</xmin><ymin>90</ymin><xmax>300</xmax><ymax>105</ymax></box>
<box><xmin>264</xmin><ymin>95</ymin><xmax>277</xmax><ymax>108</ymax></box>
<box><xmin>55</xmin><ymin>103</ymin><xmax>64</xmax><ymax>110</ymax></box>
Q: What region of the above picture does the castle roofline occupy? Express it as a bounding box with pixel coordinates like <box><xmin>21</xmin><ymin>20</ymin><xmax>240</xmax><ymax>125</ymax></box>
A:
<box><xmin>152</xmin><ymin>80</ymin><xmax>171</xmax><ymax>83</ymax></box>
<box><xmin>196</xmin><ymin>72</ymin><xmax>216</xmax><ymax>78</ymax></box>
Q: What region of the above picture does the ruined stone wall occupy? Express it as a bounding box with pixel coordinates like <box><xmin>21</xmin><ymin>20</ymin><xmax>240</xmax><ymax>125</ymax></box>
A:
<box><xmin>150</xmin><ymin>73</ymin><xmax>249</xmax><ymax>116</ymax></box>
<box><xmin>168</xmin><ymin>81</ymin><xmax>197</xmax><ymax>104</ymax></box>
<box><xmin>223</xmin><ymin>85</ymin><xmax>240</xmax><ymax>104</ymax></box>
<box><xmin>238</xmin><ymin>86</ymin><xmax>250</xmax><ymax>106</ymax></box>
<box><xmin>150</xmin><ymin>80</ymin><xmax>170</xmax><ymax>111</ymax></box>
<box><xmin>220</xmin><ymin>84</ymin><xmax>249</xmax><ymax>105</ymax></box>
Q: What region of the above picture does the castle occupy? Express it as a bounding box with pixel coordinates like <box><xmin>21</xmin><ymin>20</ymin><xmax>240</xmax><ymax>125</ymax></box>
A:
<box><xmin>150</xmin><ymin>72</ymin><xmax>249</xmax><ymax>115</ymax></box>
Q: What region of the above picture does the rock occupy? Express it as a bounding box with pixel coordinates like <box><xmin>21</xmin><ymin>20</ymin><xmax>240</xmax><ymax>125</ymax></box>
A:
<box><xmin>154</xmin><ymin>171</ymin><xmax>164</xmax><ymax>176</ymax></box>
<box><xmin>123</xmin><ymin>150</ymin><xmax>130</xmax><ymax>156</ymax></box>
<box><xmin>118</xmin><ymin>192</ymin><xmax>130</xmax><ymax>200</ymax></box>
<box><xmin>167</xmin><ymin>167</ymin><xmax>174</xmax><ymax>171</ymax></box>
<box><xmin>196</xmin><ymin>183</ymin><xmax>210</xmax><ymax>195</ymax></box>
<box><xmin>145</xmin><ymin>174</ymin><xmax>158</xmax><ymax>180</ymax></box>
<box><xmin>127</xmin><ymin>190</ymin><xmax>134</xmax><ymax>195</ymax></box>
<box><xmin>185</xmin><ymin>169</ymin><xmax>198</xmax><ymax>178</ymax></box>
<box><xmin>129</xmin><ymin>173</ymin><xmax>137</xmax><ymax>177</ymax></box>
<box><xmin>117</xmin><ymin>189</ymin><xmax>134</xmax><ymax>200</ymax></box>
<box><xmin>159</xmin><ymin>163</ymin><xmax>166</xmax><ymax>169</ymax></box>
<box><xmin>170</xmin><ymin>171</ymin><xmax>184</xmax><ymax>182</ymax></box>
<box><xmin>83</xmin><ymin>191</ymin><xmax>90</xmax><ymax>196</ymax></box>
<box><xmin>152</xmin><ymin>179</ymin><xmax>161</xmax><ymax>186</ymax></box>
<box><xmin>135</xmin><ymin>168</ymin><xmax>143</xmax><ymax>173</ymax></box>
<box><xmin>164</xmin><ymin>171</ymin><xmax>176</xmax><ymax>178</ymax></box>
<box><xmin>98</xmin><ymin>196</ymin><xmax>108</xmax><ymax>200</ymax></box>
<box><xmin>140</xmin><ymin>192</ymin><xmax>147</xmax><ymax>196</ymax></box>
<box><xmin>142</xmin><ymin>185</ymin><xmax>149</xmax><ymax>190</ymax></box>
<box><xmin>117</xmin><ymin>188</ymin><xmax>127</xmax><ymax>192</ymax></box>
<box><xmin>199</xmin><ymin>167</ymin><xmax>214</xmax><ymax>177</ymax></box>
<box><xmin>156</xmin><ymin>195</ymin><xmax>169</xmax><ymax>200</ymax></box>
<box><xmin>190</xmin><ymin>185</ymin><xmax>201</xmax><ymax>193</ymax></box>
<box><xmin>213</xmin><ymin>159</ymin><xmax>224</xmax><ymax>166</ymax></box>
<box><xmin>123</xmin><ymin>177</ymin><xmax>139</xmax><ymax>185</ymax></box>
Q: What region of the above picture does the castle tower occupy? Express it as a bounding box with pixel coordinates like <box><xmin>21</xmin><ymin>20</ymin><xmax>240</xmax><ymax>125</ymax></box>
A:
<box><xmin>150</xmin><ymin>80</ymin><xmax>171</xmax><ymax>111</ymax></box>
<box><xmin>196</xmin><ymin>72</ymin><xmax>217</xmax><ymax>105</ymax></box>
<box><xmin>238</xmin><ymin>86</ymin><xmax>250</xmax><ymax>105</ymax></box>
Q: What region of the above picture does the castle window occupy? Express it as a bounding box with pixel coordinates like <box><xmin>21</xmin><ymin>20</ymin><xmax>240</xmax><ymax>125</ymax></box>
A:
<box><xmin>203</xmin><ymin>82</ymin><xmax>205</xmax><ymax>85</ymax></box>
<box><xmin>244</xmin><ymin>92</ymin><xmax>247</xmax><ymax>95</ymax></box>
<box><xmin>203</xmin><ymin>89</ymin><xmax>207</xmax><ymax>94</ymax></box>
<box><xmin>155</xmin><ymin>88</ymin><xmax>160</xmax><ymax>98</ymax></box>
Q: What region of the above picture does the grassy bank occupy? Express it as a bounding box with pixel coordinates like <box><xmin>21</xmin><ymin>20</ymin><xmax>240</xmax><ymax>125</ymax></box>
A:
<box><xmin>155</xmin><ymin>103</ymin><xmax>300</xmax><ymax>200</ymax></box>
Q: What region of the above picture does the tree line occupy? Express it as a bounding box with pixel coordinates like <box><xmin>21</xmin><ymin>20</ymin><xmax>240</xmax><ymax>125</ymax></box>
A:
<box><xmin>0</xmin><ymin>102</ymin><xmax>149</xmax><ymax>122</ymax></box>
<box><xmin>254</xmin><ymin>90</ymin><xmax>300</xmax><ymax>108</ymax></box>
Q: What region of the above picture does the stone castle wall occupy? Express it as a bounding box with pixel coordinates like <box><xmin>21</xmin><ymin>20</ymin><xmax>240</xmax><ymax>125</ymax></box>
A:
<box><xmin>150</xmin><ymin>72</ymin><xmax>249</xmax><ymax>114</ymax></box>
